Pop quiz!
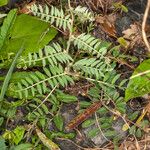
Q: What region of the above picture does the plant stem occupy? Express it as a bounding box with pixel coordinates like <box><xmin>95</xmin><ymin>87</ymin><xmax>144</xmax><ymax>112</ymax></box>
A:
<box><xmin>66</xmin><ymin>0</ymin><xmax>74</xmax><ymax>53</ymax></box>
<box><xmin>0</xmin><ymin>43</ymin><xmax>24</xmax><ymax>101</ymax></box>
<box><xmin>32</xmin><ymin>85</ymin><xmax>57</xmax><ymax>114</ymax></box>
<box><xmin>65</xmin><ymin>0</ymin><xmax>74</xmax><ymax>73</ymax></box>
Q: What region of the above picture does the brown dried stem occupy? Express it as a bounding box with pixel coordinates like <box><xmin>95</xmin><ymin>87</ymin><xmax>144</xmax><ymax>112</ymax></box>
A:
<box><xmin>142</xmin><ymin>0</ymin><xmax>150</xmax><ymax>52</ymax></box>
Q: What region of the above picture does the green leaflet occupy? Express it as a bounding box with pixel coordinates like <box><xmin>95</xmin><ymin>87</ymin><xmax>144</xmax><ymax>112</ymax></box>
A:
<box><xmin>53</xmin><ymin>114</ymin><xmax>64</xmax><ymax>131</ymax></box>
<box><xmin>56</xmin><ymin>90</ymin><xmax>77</xmax><ymax>103</ymax></box>
<box><xmin>0</xmin><ymin>0</ymin><xmax>8</xmax><ymax>6</ymax></box>
<box><xmin>125</xmin><ymin>59</ymin><xmax>150</xmax><ymax>101</ymax></box>
<box><xmin>87</xmin><ymin>128</ymin><xmax>99</xmax><ymax>138</ymax></box>
<box><xmin>82</xmin><ymin>119</ymin><xmax>95</xmax><ymax>128</ymax></box>
<box><xmin>49</xmin><ymin>131</ymin><xmax>75</xmax><ymax>139</ymax></box>
<box><xmin>0</xmin><ymin>13</ymin><xmax>57</xmax><ymax>60</ymax></box>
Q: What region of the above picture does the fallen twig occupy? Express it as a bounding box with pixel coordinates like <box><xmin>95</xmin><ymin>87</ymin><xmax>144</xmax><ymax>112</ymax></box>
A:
<box><xmin>66</xmin><ymin>101</ymin><xmax>102</xmax><ymax>131</ymax></box>
<box><xmin>142</xmin><ymin>0</ymin><xmax>150</xmax><ymax>52</ymax></box>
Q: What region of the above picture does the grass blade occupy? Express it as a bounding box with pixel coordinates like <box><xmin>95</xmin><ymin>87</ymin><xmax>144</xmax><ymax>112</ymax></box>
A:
<box><xmin>0</xmin><ymin>44</ymin><xmax>24</xmax><ymax>101</ymax></box>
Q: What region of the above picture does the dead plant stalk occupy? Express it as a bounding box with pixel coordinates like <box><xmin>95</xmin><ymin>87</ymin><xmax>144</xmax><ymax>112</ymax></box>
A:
<box><xmin>142</xmin><ymin>0</ymin><xmax>150</xmax><ymax>52</ymax></box>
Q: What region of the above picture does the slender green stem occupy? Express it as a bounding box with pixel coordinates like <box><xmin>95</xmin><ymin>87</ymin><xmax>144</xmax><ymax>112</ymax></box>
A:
<box><xmin>0</xmin><ymin>44</ymin><xmax>24</xmax><ymax>101</ymax></box>
<box><xmin>18</xmin><ymin>52</ymin><xmax>65</xmax><ymax>67</ymax></box>
<box><xmin>32</xmin><ymin>85</ymin><xmax>57</xmax><ymax>114</ymax></box>
<box><xmin>64</xmin><ymin>0</ymin><xmax>74</xmax><ymax>73</ymax></box>
<box><xmin>66</xmin><ymin>0</ymin><xmax>74</xmax><ymax>53</ymax></box>
<box><xmin>67</xmin><ymin>71</ymin><xmax>125</xmax><ymax>90</ymax></box>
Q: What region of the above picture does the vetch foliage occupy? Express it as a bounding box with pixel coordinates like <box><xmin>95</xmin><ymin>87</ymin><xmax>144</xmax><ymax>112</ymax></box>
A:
<box><xmin>16</xmin><ymin>65</ymin><xmax>74</xmax><ymax>99</ymax></box>
<box><xmin>0</xmin><ymin>3</ymin><xmax>133</xmax><ymax>149</ymax></box>
<box><xmin>17</xmin><ymin>43</ymin><xmax>73</xmax><ymax>69</ymax></box>
<box><xmin>30</xmin><ymin>4</ymin><xmax>72</xmax><ymax>31</ymax></box>
<box><xmin>7</xmin><ymin>5</ymin><xmax>127</xmax><ymax>137</ymax></box>
<box><xmin>71</xmin><ymin>33</ymin><xmax>111</xmax><ymax>57</ymax></box>
<box><xmin>71</xmin><ymin>5</ymin><xmax>94</xmax><ymax>22</ymax></box>
<box><xmin>80</xmin><ymin>86</ymin><xmax>126</xmax><ymax>139</ymax></box>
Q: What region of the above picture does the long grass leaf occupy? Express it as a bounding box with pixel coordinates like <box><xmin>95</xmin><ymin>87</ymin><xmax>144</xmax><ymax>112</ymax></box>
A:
<box><xmin>0</xmin><ymin>44</ymin><xmax>24</xmax><ymax>101</ymax></box>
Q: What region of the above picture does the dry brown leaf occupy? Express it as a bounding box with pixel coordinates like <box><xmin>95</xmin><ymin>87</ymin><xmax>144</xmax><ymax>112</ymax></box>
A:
<box><xmin>19</xmin><ymin>1</ymin><xmax>36</xmax><ymax>14</ymax></box>
<box><xmin>123</xmin><ymin>24</ymin><xmax>140</xmax><ymax>39</ymax></box>
<box><xmin>36</xmin><ymin>127</ymin><xmax>60</xmax><ymax>150</ymax></box>
<box><xmin>122</xmin><ymin>23</ymin><xmax>143</xmax><ymax>48</ymax></box>
<box><xmin>65</xmin><ymin>81</ymin><xmax>93</xmax><ymax>96</ymax></box>
<box><xmin>95</xmin><ymin>15</ymin><xmax>117</xmax><ymax>38</ymax></box>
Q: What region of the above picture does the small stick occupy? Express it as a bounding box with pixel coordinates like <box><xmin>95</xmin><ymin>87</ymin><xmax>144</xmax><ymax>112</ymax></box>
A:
<box><xmin>142</xmin><ymin>0</ymin><xmax>150</xmax><ymax>52</ymax></box>
<box><xmin>66</xmin><ymin>101</ymin><xmax>102</xmax><ymax>131</ymax></box>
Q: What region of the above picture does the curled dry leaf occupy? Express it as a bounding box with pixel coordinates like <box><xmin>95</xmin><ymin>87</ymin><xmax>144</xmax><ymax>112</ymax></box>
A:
<box><xmin>95</xmin><ymin>14</ymin><xmax>117</xmax><ymax>38</ymax></box>
<box><xmin>65</xmin><ymin>81</ymin><xmax>93</xmax><ymax>96</ymax></box>
<box><xmin>122</xmin><ymin>23</ymin><xmax>143</xmax><ymax>48</ymax></box>
<box><xmin>19</xmin><ymin>1</ymin><xmax>36</xmax><ymax>14</ymax></box>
